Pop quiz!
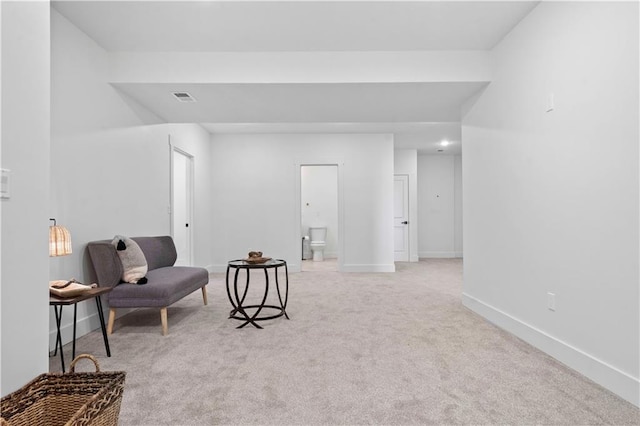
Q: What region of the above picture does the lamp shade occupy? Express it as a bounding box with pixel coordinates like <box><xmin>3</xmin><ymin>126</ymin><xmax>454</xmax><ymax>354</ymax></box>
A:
<box><xmin>49</xmin><ymin>223</ymin><xmax>72</xmax><ymax>256</ymax></box>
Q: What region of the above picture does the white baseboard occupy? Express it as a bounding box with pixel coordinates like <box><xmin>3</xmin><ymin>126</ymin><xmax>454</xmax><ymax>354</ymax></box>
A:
<box><xmin>419</xmin><ymin>251</ymin><xmax>457</xmax><ymax>258</ymax></box>
<box><xmin>341</xmin><ymin>263</ymin><xmax>395</xmax><ymax>273</ymax></box>
<box><xmin>462</xmin><ymin>292</ymin><xmax>640</xmax><ymax>407</ymax></box>
<box><xmin>410</xmin><ymin>255</ymin><xmax>420</xmax><ymax>262</ymax></box>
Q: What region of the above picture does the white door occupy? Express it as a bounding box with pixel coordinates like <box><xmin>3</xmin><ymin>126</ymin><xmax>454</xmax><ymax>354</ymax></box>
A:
<box><xmin>172</xmin><ymin>148</ymin><xmax>193</xmax><ymax>266</ymax></box>
<box><xmin>394</xmin><ymin>175</ymin><xmax>410</xmax><ymax>262</ymax></box>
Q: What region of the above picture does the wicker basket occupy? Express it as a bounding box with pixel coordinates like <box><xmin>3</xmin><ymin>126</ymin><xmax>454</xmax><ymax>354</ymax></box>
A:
<box><xmin>1</xmin><ymin>354</ymin><xmax>125</xmax><ymax>426</ymax></box>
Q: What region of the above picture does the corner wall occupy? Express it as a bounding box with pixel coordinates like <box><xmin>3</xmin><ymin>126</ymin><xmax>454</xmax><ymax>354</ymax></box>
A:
<box><xmin>462</xmin><ymin>2</ymin><xmax>639</xmax><ymax>405</ymax></box>
<box><xmin>1</xmin><ymin>1</ymin><xmax>51</xmax><ymax>395</ymax></box>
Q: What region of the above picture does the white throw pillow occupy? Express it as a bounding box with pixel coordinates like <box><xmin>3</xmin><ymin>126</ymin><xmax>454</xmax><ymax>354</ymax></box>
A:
<box><xmin>112</xmin><ymin>235</ymin><xmax>148</xmax><ymax>284</ymax></box>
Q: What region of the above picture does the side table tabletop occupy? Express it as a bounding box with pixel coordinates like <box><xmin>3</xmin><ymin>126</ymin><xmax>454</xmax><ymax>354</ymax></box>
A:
<box><xmin>50</xmin><ymin>286</ymin><xmax>112</xmax><ymax>372</ymax></box>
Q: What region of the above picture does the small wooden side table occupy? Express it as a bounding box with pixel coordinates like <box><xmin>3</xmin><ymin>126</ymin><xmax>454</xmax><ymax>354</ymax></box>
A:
<box><xmin>50</xmin><ymin>287</ymin><xmax>112</xmax><ymax>372</ymax></box>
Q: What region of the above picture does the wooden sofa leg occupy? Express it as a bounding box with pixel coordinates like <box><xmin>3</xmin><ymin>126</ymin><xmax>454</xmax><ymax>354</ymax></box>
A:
<box><xmin>107</xmin><ymin>308</ymin><xmax>116</xmax><ymax>335</ymax></box>
<box><xmin>202</xmin><ymin>286</ymin><xmax>208</xmax><ymax>305</ymax></box>
<box><xmin>160</xmin><ymin>307</ymin><xmax>168</xmax><ymax>336</ymax></box>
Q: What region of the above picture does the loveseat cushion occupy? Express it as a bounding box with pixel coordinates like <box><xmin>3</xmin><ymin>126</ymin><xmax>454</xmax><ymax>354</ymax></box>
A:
<box><xmin>132</xmin><ymin>236</ymin><xmax>177</xmax><ymax>271</ymax></box>
<box><xmin>107</xmin><ymin>266</ymin><xmax>209</xmax><ymax>308</ymax></box>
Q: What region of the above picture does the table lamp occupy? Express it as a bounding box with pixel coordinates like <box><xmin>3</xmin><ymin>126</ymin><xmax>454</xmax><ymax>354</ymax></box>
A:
<box><xmin>49</xmin><ymin>218</ymin><xmax>89</xmax><ymax>293</ymax></box>
<box><xmin>49</xmin><ymin>218</ymin><xmax>72</xmax><ymax>257</ymax></box>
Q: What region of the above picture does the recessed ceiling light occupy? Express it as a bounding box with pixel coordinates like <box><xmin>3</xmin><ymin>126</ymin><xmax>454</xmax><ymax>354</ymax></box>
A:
<box><xmin>440</xmin><ymin>140</ymin><xmax>450</xmax><ymax>147</ymax></box>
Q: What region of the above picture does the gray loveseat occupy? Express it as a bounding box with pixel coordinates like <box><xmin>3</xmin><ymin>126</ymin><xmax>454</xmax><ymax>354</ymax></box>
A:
<box><xmin>86</xmin><ymin>236</ymin><xmax>209</xmax><ymax>335</ymax></box>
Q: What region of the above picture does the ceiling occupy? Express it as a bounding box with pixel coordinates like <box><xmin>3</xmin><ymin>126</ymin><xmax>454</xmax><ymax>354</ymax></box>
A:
<box><xmin>53</xmin><ymin>1</ymin><xmax>538</xmax><ymax>52</ymax></box>
<box><xmin>52</xmin><ymin>1</ymin><xmax>539</xmax><ymax>154</ymax></box>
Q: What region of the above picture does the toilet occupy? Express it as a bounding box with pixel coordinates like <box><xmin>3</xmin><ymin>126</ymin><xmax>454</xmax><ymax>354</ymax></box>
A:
<box><xmin>309</xmin><ymin>227</ymin><xmax>327</xmax><ymax>261</ymax></box>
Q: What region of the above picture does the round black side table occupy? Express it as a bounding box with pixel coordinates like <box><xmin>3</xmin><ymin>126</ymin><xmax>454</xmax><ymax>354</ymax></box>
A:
<box><xmin>225</xmin><ymin>259</ymin><xmax>289</xmax><ymax>329</ymax></box>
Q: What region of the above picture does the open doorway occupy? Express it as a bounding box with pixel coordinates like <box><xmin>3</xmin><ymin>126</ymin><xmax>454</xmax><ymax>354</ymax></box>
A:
<box><xmin>300</xmin><ymin>165</ymin><xmax>339</xmax><ymax>272</ymax></box>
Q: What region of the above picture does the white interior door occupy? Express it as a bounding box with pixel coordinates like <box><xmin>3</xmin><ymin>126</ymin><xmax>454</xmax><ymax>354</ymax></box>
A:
<box><xmin>172</xmin><ymin>148</ymin><xmax>193</xmax><ymax>266</ymax></box>
<box><xmin>394</xmin><ymin>174</ymin><xmax>410</xmax><ymax>262</ymax></box>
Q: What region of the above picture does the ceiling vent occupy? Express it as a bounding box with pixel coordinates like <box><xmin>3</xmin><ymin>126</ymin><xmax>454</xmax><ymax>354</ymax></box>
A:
<box><xmin>172</xmin><ymin>92</ymin><xmax>196</xmax><ymax>102</ymax></box>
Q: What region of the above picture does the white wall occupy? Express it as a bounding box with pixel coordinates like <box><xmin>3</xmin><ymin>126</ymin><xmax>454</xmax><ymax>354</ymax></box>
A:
<box><xmin>454</xmin><ymin>155</ymin><xmax>463</xmax><ymax>256</ymax></box>
<box><xmin>49</xmin><ymin>10</ymin><xmax>212</xmax><ymax>349</ymax></box>
<box><xmin>417</xmin><ymin>155</ymin><xmax>462</xmax><ymax>258</ymax></box>
<box><xmin>393</xmin><ymin>149</ymin><xmax>419</xmax><ymax>262</ymax></box>
<box><xmin>210</xmin><ymin>133</ymin><xmax>395</xmax><ymax>272</ymax></box>
<box><xmin>461</xmin><ymin>2</ymin><xmax>639</xmax><ymax>406</ymax></box>
<box><xmin>1</xmin><ymin>1</ymin><xmax>51</xmax><ymax>395</ymax></box>
<box><xmin>168</xmin><ymin>124</ymin><xmax>213</xmax><ymax>268</ymax></box>
<box><xmin>301</xmin><ymin>165</ymin><xmax>338</xmax><ymax>259</ymax></box>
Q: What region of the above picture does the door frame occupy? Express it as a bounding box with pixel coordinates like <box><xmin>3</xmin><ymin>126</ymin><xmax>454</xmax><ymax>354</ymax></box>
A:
<box><xmin>294</xmin><ymin>161</ymin><xmax>345</xmax><ymax>272</ymax></box>
<box><xmin>169</xmin><ymin>140</ymin><xmax>194</xmax><ymax>266</ymax></box>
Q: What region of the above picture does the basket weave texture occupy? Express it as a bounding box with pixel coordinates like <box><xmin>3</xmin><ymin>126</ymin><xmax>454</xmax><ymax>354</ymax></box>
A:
<box><xmin>1</xmin><ymin>355</ymin><xmax>125</xmax><ymax>426</ymax></box>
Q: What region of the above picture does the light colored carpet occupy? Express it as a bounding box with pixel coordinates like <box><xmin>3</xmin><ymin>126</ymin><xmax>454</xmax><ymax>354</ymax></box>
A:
<box><xmin>50</xmin><ymin>259</ymin><xmax>639</xmax><ymax>425</ymax></box>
